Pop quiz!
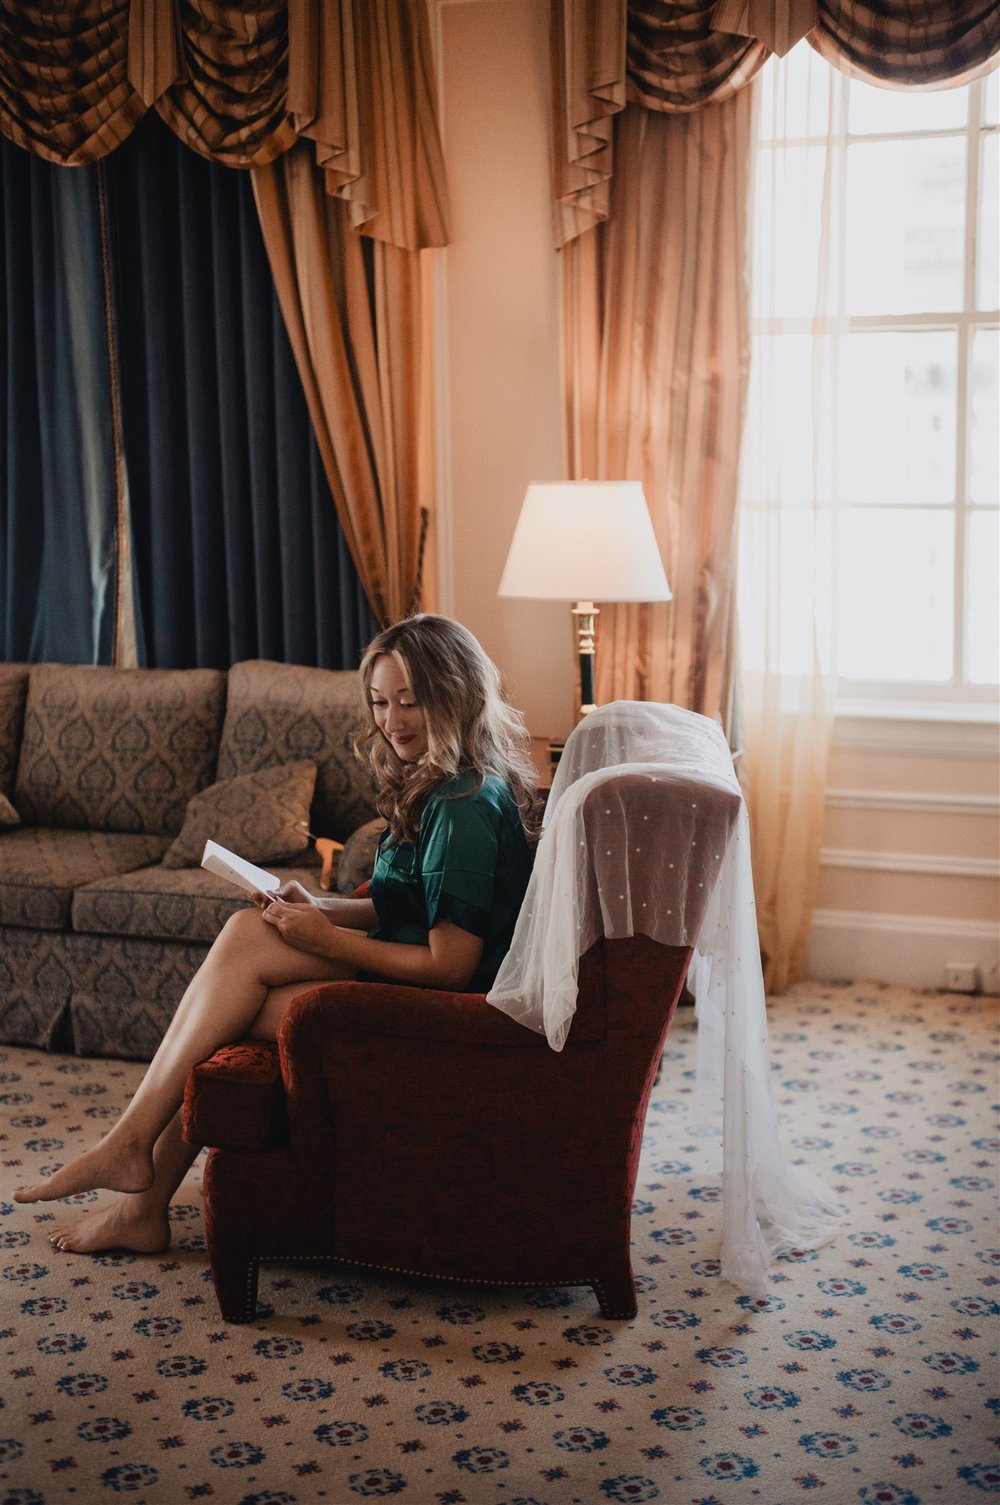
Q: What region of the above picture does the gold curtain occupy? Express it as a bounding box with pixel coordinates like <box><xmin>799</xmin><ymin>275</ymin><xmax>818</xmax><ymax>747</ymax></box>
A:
<box><xmin>550</xmin><ymin>0</ymin><xmax>627</xmax><ymax>247</ymax></box>
<box><xmin>253</xmin><ymin>144</ymin><xmax>433</xmax><ymax>626</ymax></box>
<box><xmin>563</xmin><ymin>95</ymin><xmax>753</xmax><ymax>717</ymax></box>
<box><xmin>559</xmin><ymin>0</ymin><xmax>766</xmax><ymax>719</ymax></box>
<box><xmin>0</xmin><ymin>0</ymin><xmax>449</xmax><ymax>626</ymax></box>
<box><xmin>252</xmin><ymin>0</ymin><xmax>447</xmax><ymax>623</ymax></box>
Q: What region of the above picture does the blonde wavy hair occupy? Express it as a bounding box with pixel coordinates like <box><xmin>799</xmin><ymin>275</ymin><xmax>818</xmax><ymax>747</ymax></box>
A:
<box><xmin>354</xmin><ymin>614</ymin><xmax>538</xmax><ymax>845</ymax></box>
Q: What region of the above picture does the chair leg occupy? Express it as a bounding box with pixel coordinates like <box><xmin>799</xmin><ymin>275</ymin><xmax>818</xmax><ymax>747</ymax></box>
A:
<box><xmin>593</xmin><ymin>1262</ymin><xmax>638</xmax><ymax>1320</ymax></box>
<box><xmin>201</xmin><ymin>1152</ymin><xmax>263</xmax><ymax>1322</ymax></box>
<box><xmin>208</xmin><ymin>1248</ymin><xmax>261</xmax><ymax>1324</ymax></box>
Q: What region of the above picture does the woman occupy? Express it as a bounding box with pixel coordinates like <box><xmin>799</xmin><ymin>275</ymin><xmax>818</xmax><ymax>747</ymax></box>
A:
<box><xmin>15</xmin><ymin>615</ymin><xmax>536</xmax><ymax>1255</ymax></box>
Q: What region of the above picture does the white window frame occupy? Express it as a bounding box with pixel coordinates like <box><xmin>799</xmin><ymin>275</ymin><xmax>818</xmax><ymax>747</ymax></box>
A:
<box><xmin>752</xmin><ymin>64</ymin><xmax>999</xmax><ymax>723</ymax></box>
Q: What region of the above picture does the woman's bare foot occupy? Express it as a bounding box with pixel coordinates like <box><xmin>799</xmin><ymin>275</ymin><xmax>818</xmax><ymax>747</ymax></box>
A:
<box><xmin>14</xmin><ymin>1137</ymin><xmax>154</xmax><ymax>1204</ymax></box>
<box><xmin>47</xmin><ymin>1197</ymin><xmax>171</xmax><ymax>1255</ymax></box>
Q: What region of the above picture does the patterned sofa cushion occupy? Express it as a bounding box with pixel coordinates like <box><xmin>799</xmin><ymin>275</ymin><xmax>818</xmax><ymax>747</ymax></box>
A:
<box><xmin>161</xmin><ymin>762</ymin><xmax>316</xmax><ymax>869</ymax></box>
<box><xmin>0</xmin><ymin>827</ymin><xmax>170</xmax><ymax>930</ymax></box>
<box><xmin>15</xmin><ymin>664</ymin><xmax>226</xmax><ymax>835</ymax></box>
<box><xmin>216</xmin><ymin>660</ymin><xmax>377</xmax><ymax>843</ymax></box>
<box><xmin>0</xmin><ymin>663</ymin><xmax>30</xmax><ymax>825</ymax></box>
<box><xmin>71</xmin><ymin>856</ymin><xmax>327</xmax><ymax>945</ymax></box>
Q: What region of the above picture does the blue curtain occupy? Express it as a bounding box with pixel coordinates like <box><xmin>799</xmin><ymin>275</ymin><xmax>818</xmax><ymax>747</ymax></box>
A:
<box><xmin>0</xmin><ymin>114</ymin><xmax>377</xmax><ymax>670</ymax></box>
<box><xmin>0</xmin><ymin>141</ymin><xmax>122</xmax><ymax>663</ymax></box>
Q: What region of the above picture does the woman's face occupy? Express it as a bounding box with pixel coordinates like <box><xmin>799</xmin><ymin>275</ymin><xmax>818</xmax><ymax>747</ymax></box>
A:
<box><xmin>369</xmin><ymin>653</ymin><xmax>429</xmax><ymax>763</ymax></box>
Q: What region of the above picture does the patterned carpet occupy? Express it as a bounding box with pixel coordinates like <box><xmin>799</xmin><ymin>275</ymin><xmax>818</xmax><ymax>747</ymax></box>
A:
<box><xmin>1</xmin><ymin>980</ymin><xmax>997</xmax><ymax>1505</ymax></box>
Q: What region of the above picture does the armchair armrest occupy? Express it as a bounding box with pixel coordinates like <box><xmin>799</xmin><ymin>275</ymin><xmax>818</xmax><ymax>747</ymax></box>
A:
<box><xmin>280</xmin><ymin>980</ymin><xmax>599</xmax><ymax>1051</ymax></box>
<box><xmin>184</xmin><ymin>952</ymin><xmax>611</xmax><ymax>1154</ymax></box>
<box><xmin>182</xmin><ymin>1040</ymin><xmax>285</xmax><ymax>1150</ymax></box>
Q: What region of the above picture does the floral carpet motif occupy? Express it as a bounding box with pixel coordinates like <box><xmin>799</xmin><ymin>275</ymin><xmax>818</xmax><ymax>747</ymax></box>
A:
<box><xmin>0</xmin><ymin>981</ymin><xmax>997</xmax><ymax>1504</ymax></box>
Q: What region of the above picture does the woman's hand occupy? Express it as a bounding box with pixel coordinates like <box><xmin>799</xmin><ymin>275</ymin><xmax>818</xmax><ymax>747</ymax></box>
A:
<box><xmin>251</xmin><ymin>880</ymin><xmax>316</xmax><ymax>910</ymax></box>
<box><xmin>260</xmin><ymin>895</ymin><xmax>339</xmax><ymax>957</ymax></box>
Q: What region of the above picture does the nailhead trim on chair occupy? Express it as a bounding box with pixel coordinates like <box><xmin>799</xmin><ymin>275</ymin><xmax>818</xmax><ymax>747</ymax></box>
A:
<box><xmin>235</xmin><ymin>1253</ymin><xmax>633</xmax><ymax>1322</ymax></box>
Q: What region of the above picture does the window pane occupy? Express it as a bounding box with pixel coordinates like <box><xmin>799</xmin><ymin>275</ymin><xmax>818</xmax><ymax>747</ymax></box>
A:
<box><xmin>840</xmin><ymin>332</ymin><xmax>956</xmax><ymax>504</ymax></box>
<box><xmin>984</xmin><ymin>68</ymin><xmax>998</xmax><ymax>126</ymax></box>
<box><xmin>978</xmin><ymin>134</ymin><xmax>999</xmax><ymax>310</ymax></box>
<box><xmin>848</xmin><ymin>77</ymin><xmax>967</xmax><ymax>135</ymax></box>
<box><xmin>753</xmin><ymin>145</ymin><xmax>838</xmax><ymax>317</ymax></box>
<box><xmin>836</xmin><ymin>509</ymin><xmax>954</xmax><ymax>681</ymax></box>
<box><xmin>744</xmin><ymin>334</ymin><xmax>836</xmax><ymax>503</ymax></box>
<box><xmin>847</xmin><ymin>138</ymin><xmax>966</xmax><ymax>313</ymax></box>
<box><xmin>740</xmin><ymin>505</ymin><xmax>834</xmax><ymax>676</ymax></box>
<box><xmin>970</xmin><ymin>329</ymin><xmax>999</xmax><ymax>506</ymax></box>
<box><xmin>966</xmin><ymin>511</ymin><xmax>1000</xmax><ymax>684</ymax></box>
<box><xmin>758</xmin><ymin>49</ymin><xmax>833</xmax><ymax>144</ymax></box>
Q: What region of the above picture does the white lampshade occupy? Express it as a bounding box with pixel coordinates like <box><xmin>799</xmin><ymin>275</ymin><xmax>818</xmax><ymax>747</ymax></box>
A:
<box><xmin>497</xmin><ymin>481</ymin><xmax>671</xmax><ymax>603</ymax></box>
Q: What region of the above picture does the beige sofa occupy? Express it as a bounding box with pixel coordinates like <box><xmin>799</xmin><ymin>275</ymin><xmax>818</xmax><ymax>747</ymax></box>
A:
<box><xmin>0</xmin><ymin>659</ymin><xmax>378</xmax><ymax>1060</ymax></box>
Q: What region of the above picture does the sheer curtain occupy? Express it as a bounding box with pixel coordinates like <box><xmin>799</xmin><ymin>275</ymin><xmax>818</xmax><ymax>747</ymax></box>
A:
<box><xmin>736</xmin><ymin>47</ymin><xmax>843</xmax><ymax>991</ymax></box>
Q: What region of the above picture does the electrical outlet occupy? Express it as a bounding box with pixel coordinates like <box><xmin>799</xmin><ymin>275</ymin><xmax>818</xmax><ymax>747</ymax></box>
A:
<box><xmin>945</xmin><ymin>961</ymin><xmax>979</xmax><ymax>993</ymax></box>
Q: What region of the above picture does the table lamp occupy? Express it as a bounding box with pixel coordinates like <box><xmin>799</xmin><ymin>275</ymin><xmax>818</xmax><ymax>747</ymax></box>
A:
<box><xmin>497</xmin><ymin>480</ymin><xmax>671</xmax><ymax>716</ymax></box>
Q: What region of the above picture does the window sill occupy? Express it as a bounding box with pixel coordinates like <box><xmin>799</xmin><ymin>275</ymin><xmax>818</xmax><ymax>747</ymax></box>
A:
<box><xmin>833</xmin><ymin>700</ymin><xmax>999</xmax><ymax>758</ymax></box>
<box><xmin>835</xmin><ymin>696</ymin><xmax>999</xmax><ymax>726</ymax></box>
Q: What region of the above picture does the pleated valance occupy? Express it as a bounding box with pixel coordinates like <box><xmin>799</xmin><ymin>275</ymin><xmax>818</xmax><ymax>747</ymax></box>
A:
<box><xmin>553</xmin><ymin>0</ymin><xmax>1000</xmax><ymax>244</ymax></box>
<box><xmin>808</xmin><ymin>0</ymin><xmax>1000</xmax><ymax>88</ymax></box>
<box><xmin>0</xmin><ymin>0</ymin><xmax>448</xmax><ymax>250</ymax></box>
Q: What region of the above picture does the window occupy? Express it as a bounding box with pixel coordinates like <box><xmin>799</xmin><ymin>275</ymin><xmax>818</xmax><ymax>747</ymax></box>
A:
<box><xmin>742</xmin><ymin>51</ymin><xmax>999</xmax><ymax>711</ymax></box>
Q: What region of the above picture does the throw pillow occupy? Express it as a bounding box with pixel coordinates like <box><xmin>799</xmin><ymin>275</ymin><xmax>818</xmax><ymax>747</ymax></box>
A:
<box><xmin>0</xmin><ymin>664</ymin><xmax>29</xmax><ymax>806</ymax></box>
<box><xmin>162</xmin><ymin>762</ymin><xmax>317</xmax><ymax>869</ymax></box>
<box><xmin>336</xmin><ymin>817</ymin><xmax>387</xmax><ymax>894</ymax></box>
<box><xmin>0</xmin><ymin>791</ymin><xmax>20</xmax><ymax>827</ymax></box>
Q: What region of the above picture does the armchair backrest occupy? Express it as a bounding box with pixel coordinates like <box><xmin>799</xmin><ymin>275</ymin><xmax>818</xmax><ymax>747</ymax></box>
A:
<box><xmin>489</xmin><ymin>729</ymin><xmax>742</xmax><ymax>1052</ymax></box>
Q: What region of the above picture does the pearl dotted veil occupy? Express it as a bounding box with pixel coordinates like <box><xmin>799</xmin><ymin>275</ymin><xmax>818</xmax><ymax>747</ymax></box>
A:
<box><xmin>487</xmin><ymin>701</ymin><xmax>843</xmax><ymax>1292</ymax></box>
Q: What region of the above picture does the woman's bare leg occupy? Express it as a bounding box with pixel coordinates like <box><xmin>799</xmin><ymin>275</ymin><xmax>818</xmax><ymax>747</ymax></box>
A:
<box><xmin>15</xmin><ymin>910</ymin><xmax>350</xmax><ymax>1204</ymax></box>
<box><xmin>47</xmin><ymin>1109</ymin><xmax>196</xmax><ymax>1255</ymax></box>
<box><xmin>40</xmin><ymin>975</ymin><xmax>325</xmax><ymax>1253</ymax></box>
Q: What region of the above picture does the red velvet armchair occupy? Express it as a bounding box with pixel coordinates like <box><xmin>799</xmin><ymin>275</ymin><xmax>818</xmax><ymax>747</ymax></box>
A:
<box><xmin>183</xmin><ymin>764</ymin><xmax>736</xmax><ymax>1324</ymax></box>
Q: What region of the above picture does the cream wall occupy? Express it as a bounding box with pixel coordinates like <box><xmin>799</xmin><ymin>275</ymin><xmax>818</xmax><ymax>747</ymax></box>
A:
<box><xmin>808</xmin><ymin>716</ymin><xmax>1000</xmax><ymax>993</ymax></box>
<box><xmin>429</xmin><ymin>0</ymin><xmax>1000</xmax><ymax>991</ymax></box>
<box><xmin>432</xmin><ymin>0</ymin><xmax>575</xmax><ymax>740</ymax></box>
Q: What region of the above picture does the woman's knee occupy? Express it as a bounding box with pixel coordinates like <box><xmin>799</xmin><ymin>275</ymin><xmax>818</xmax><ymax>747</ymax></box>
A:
<box><xmin>214</xmin><ymin>905</ymin><xmax>266</xmax><ymax>953</ymax></box>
